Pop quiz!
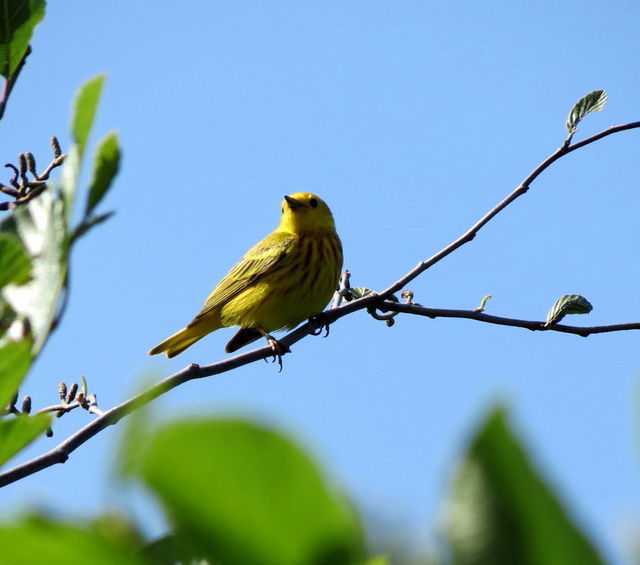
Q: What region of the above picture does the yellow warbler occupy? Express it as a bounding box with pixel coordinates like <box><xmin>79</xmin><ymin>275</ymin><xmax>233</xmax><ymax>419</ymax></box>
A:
<box><xmin>149</xmin><ymin>192</ymin><xmax>343</xmax><ymax>358</ymax></box>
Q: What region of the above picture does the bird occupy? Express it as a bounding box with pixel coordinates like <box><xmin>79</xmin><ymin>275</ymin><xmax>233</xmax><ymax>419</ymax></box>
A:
<box><xmin>148</xmin><ymin>192</ymin><xmax>343</xmax><ymax>359</ymax></box>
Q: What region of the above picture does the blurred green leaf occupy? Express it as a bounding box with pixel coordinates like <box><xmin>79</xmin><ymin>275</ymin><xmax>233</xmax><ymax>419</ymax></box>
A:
<box><xmin>0</xmin><ymin>300</ymin><xmax>17</xmax><ymax>340</ymax></box>
<box><xmin>364</xmin><ymin>556</ymin><xmax>390</xmax><ymax>565</ymax></box>
<box><xmin>1</xmin><ymin>192</ymin><xmax>68</xmax><ymax>354</ymax></box>
<box><xmin>61</xmin><ymin>74</ymin><xmax>105</xmax><ymax>219</ymax></box>
<box><xmin>0</xmin><ymin>336</ymin><xmax>32</xmax><ymax>408</ymax></box>
<box><xmin>71</xmin><ymin>74</ymin><xmax>105</xmax><ymax>158</ymax></box>
<box><xmin>0</xmin><ymin>0</ymin><xmax>45</xmax><ymax>78</ymax></box>
<box><xmin>138</xmin><ymin>418</ymin><xmax>363</xmax><ymax>565</ymax></box>
<box><xmin>0</xmin><ymin>413</ymin><xmax>50</xmax><ymax>467</ymax></box>
<box><xmin>566</xmin><ymin>90</ymin><xmax>607</xmax><ymax>136</ymax></box>
<box><xmin>0</xmin><ymin>515</ymin><xmax>150</xmax><ymax>565</ymax></box>
<box><xmin>143</xmin><ymin>534</ymin><xmax>195</xmax><ymax>565</ymax></box>
<box><xmin>85</xmin><ymin>131</ymin><xmax>120</xmax><ymax>217</ymax></box>
<box><xmin>114</xmin><ymin>374</ymin><xmax>157</xmax><ymax>480</ymax></box>
<box><xmin>443</xmin><ymin>406</ymin><xmax>604</xmax><ymax>565</ymax></box>
<box><xmin>0</xmin><ymin>232</ymin><xmax>31</xmax><ymax>287</ymax></box>
<box><xmin>89</xmin><ymin>512</ymin><xmax>146</xmax><ymax>554</ymax></box>
<box><xmin>545</xmin><ymin>294</ymin><xmax>593</xmax><ymax>326</ymax></box>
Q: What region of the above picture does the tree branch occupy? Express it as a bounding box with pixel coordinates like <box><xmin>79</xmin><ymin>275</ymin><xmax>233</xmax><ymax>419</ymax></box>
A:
<box><xmin>0</xmin><ymin>332</ymin><xmax>320</xmax><ymax>486</ymax></box>
<box><xmin>2</xmin><ymin>119</ymin><xmax>639</xmax><ymax>487</ymax></box>
<box><xmin>375</xmin><ymin>120</ymin><xmax>640</xmax><ymax>299</ymax></box>
<box><xmin>376</xmin><ymin>301</ymin><xmax>640</xmax><ymax>337</ymax></box>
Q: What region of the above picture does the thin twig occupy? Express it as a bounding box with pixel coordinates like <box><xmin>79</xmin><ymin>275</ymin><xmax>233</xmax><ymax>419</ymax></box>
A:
<box><xmin>375</xmin><ymin>121</ymin><xmax>640</xmax><ymax>300</ymax></box>
<box><xmin>376</xmin><ymin>301</ymin><xmax>640</xmax><ymax>337</ymax></box>
<box><xmin>331</xmin><ymin>270</ymin><xmax>351</xmax><ymax>309</ymax></box>
<box><xmin>1</xmin><ymin>119</ymin><xmax>639</xmax><ymax>487</ymax></box>
<box><xmin>34</xmin><ymin>401</ymin><xmax>82</xmax><ymax>416</ymax></box>
<box><xmin>0</xmin><ymin>46</ymin><xmax>32</xmax><ymax>121</ymax></box>
<box><xmin>0</xmin><ymin>347</ymin><xmax>285</xmax><ymax>486</ymax></box>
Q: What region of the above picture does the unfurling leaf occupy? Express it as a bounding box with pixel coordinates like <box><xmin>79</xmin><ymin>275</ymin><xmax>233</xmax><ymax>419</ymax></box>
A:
<box><xmin>345</xmin><ymin>287</ymin><xmax>376</xmax><ymax>301</ymax></box>
<box><xmin>545</xmin><ymin>294</ymin><xmax>593</xmax><ymax>326</ymax></box>
<box><xmin>565</xmin><ymin>90</ymin><xmax>607</xmax><ymax>136</ymax></box>
<box><xmin>474</xmin><ymin>294</ymin><xmax>492</xmax><ymax>312</ymax></box>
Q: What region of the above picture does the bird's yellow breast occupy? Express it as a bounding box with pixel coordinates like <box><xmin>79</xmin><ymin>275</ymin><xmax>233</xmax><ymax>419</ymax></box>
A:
<box><xmin>219</xmin><ymin>232</ymin><xmax>342</xmax><ymax>332</ymax></box>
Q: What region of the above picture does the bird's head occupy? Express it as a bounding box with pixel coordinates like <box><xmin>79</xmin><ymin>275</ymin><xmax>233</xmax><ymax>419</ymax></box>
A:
<box><xmin>278</xmin><ymin>192</ymin><xmax>337</xmax><ymax>234</ymax></box>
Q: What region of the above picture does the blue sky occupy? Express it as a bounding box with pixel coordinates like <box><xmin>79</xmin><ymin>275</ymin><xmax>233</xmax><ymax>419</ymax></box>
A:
<box><xmin>2</xmin><ymin>1</ymin><xmax>640</xmax><ymax>562</ymax></box>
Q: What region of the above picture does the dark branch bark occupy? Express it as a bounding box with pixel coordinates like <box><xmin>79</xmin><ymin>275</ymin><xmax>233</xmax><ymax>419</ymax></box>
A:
<box><xmin>376</xmin><ymin>301</ymin><xmax>640</xmax><ymax>337</ymax></box>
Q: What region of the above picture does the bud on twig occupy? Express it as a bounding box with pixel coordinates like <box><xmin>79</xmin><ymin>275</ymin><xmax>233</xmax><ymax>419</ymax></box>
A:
<box><xmin>50</xmin><ymin>136</ymin><xmax>61</xmax><ymax>158</ymax></box>
<box><xmin>21</xmin><ymin>396</ymin><xmax>31</xmax><ymax>414</ymax></box>
<box><xmin>66</xmin><ymin>383</ymin><xmax>78</xmax><ymax>403</ymax></box>
<box><xmin>401</xmin><ymin>290</ymin><xmax>414</xmax><ymax>304</ymax></box>
<box><xmin>58</xmin><ymin>382</ymin><xmax>67</xmax><ymax>401</ymax></box>
<box><xmin>25</xmin><ymin>152</ymin><xmax>36</xmax><ymax>176</ymax></box>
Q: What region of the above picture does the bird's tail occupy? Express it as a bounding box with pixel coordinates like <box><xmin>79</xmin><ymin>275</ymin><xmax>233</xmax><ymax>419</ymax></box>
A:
<box><xmin>148</xmin><ymin>316</ymin><xmax>221</xmax><ymax>358</ymax></box>
<box><xmin>225</xmin><ymin>327</ymin><xmax>263</xmax><ymax>353</ymax></box>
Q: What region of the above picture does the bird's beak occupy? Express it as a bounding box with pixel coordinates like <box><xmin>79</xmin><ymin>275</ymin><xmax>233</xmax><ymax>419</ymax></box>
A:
<box><xmin>284</xmin><ymin>195</ymin><xmax>305</xmax><ymax>210</ymax></box>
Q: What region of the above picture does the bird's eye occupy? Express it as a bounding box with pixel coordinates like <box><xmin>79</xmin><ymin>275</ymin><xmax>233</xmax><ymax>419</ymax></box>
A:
<box><xmin>309</xmin><ymin>198</ymin><xmax>318</xmax><ymax>208</ymax></box>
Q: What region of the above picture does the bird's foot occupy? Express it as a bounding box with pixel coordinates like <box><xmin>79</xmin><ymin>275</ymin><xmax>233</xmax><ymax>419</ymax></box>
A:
<box><xmin>309</xmin><ymin>312</ymin><xmax>330</xmax><ymax>338</ymax></box>
<box><xmin>263</xmin><ymin>334</ymin><xmax>290</xmax><ymax>372</ymax></box>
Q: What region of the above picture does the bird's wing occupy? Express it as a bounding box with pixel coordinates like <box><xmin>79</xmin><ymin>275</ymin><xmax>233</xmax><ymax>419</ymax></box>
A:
<box><xmin>192</xmin><ymin>231</ymin><xmax>296</xmax><ymax>321</ymax></box>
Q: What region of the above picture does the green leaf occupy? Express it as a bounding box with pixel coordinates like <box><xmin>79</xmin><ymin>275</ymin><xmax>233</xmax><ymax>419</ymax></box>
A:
<box><xmin>443</xmin><ymin>406</ymin><xmax>605</xmax><ymax>565</ymax></box>
<box><xmin>71</xmin><ymin>74</ymin><xmax>106</xmax><ymax>158</ymax></box>
<box><xmin>0</xmin><ymin>232</ymin><xmax>31</xmax><ymax>287</ymax></box>
<box><xmin>0</xmin><ymin>515</ymin><xmax>150</xmax><ymax>565</ymax></box>
<box><xmin>346</xmin><ymin>287</ymin><xmax>376</xmax><ymax>301</ymax></box>
<box><xmin>115</xmin><ymin>397</ymin><xmax>154</xmax><ymax>481</ymax></box>
<box><xmin>545</xmin><ymin>294</ymin><xmax>593</xmax><ymax>326</ymax></box>
<box><xmin>0</xmin><ymin>299</ymin><xmax>17</xmax><ymax>339</ymax></box>
<box><xmin>1</xmin><ymin>191</ymin><xmax>68</xmax><ymax>354</ymax></box>
<box><xmin>61</xmin><ymin>75</ymin><xmax>106</xmax><ymax>221</ymax></box>
<box><xmin>89</xmin><ymin>513</ymin><xmax>146</xmax><ymax>555</ymax></box>
<box><xmin>0</xmin><ymin>0</ymin><xmax>45</xmax><ymax>78</ymax></box>
<box><xmin>0</xmin><ymin>413</ymin><xmax>50</xmax><ymax>467</ymax></box>
<box><xmin>85</xmin><ymin>131</ymin><xmax>120</xmax><ymax>217</ymax></box>
<box><xmin>138</xmin><ymin>418</ymin><xmax>363</xmax><ymax>565</ymax></box>
<box><xmin>565</xmin><ymin>90</ymin><xmax>607</xmax><ymax>136</ymax></box>
<box><xmin>143</xmin><ymin>534</ymin><xmax>196</xmax><ymax>565</ymax></box>
<box><xmin>0</xmin><ymin>336</ymin><xmax>32</xmax><ymax>409</ymax></box>
<box><xmin>364</xmin><ymin>556</ymin><xmax>391</xmax><ymax>565</ymax></box>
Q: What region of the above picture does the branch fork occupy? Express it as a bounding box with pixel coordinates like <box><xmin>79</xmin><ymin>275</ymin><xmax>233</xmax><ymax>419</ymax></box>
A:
<box><xmin>1</xmin><ymin>110</ymin><xmax>640</xmax><ymax>487</ymax></box>
<box><xmin>0</xmin><ymin>137</ymin><xmax>66</xmax><ymax>211</ymax></box>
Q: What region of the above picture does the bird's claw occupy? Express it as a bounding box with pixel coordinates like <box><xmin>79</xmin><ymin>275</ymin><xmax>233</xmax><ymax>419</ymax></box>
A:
<box><xmin>309</xmin><ymin>313</ymin><xmax>330</xmax><ymax>338</ymax></box>
<box><xmin>267</xmin><ymin>336</ymin><xmax>290</xmax><ymax>372</ymax></box>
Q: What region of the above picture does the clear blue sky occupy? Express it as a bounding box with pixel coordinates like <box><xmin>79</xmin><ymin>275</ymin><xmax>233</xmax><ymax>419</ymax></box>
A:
<box><xmin>2</xmin><ymin>1</ymin><xmax>640</xmax><ymax>562</ymax></box>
